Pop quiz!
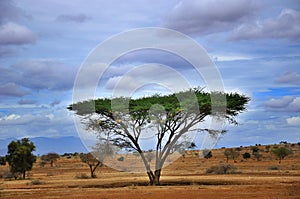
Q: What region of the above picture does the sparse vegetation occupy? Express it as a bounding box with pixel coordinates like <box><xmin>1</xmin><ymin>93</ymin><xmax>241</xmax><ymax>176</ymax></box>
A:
<box><xmin>0</xmin><ymin>142</ymin><xmax>300</xmax><ymax>198</ymax></box>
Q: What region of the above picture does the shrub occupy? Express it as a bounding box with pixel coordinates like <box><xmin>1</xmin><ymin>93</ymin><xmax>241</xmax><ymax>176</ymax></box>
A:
<box><xmin>268</xmin><ymin>166</ymin><xmax>279</xmax><ymax>170</ymax></box>
<box><xmin>75</xmin><ymin>173</ymin><xmax>89</xmax><ymax>179</ymax></box>
<box><xmin>117</xmin><ymin>156</ymin><xmax>125</xmax><ymax>161</ymax></box>
<box><xmin>206</xmin><ymin>164</ymin><xmax>237</xmax><ymax>174</ymax></box>
<box><xmin>242</xmin><ymin>152</ymin><xmax>251</xmax><ymax>159</ymax></box>
<box><xmin>30</xmin><ymin>179</ymin><xmax>44</xmax><ymax>185</ymax></box>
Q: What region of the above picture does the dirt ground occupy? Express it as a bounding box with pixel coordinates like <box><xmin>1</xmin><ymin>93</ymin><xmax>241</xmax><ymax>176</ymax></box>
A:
<box><xmin>1</xmin><ymin>144</ymin><xmax>300</xmax><ymax>199</ymax></box>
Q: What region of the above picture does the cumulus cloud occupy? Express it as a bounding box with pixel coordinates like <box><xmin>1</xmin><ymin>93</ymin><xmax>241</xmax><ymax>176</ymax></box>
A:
<box><xmin>0</xmin><ymin>22</ymin><xmax>36</xmax><ymax>45</ymax></box>
<box><xmin>0</xmin><ymin>113</ymin><xmax>34</xmax><ymax>125</ymax></box>
<box><xmin>230</xmin><ymin>9</ymin><xmax>300</xmax><ymax>41</ymax></box>
<box><xmin>265</xmin><ymin>96</ymin><xmax>300</xmax><ymax>112</ymax></box>
<box><xmin>276</xmin><ymin>71</ymin><xmax>300</xmax><ymax>85</ymax></box>
<box><xmin>0</xmin><ymin>83</ymin><xmax>29</xmax><ymax>97</ymax></box>
<box><xmin>56</xmin><ymin>14</ymin><xmax>90</xmax><ymax>23</ymax></box>
<box><xmin>164</xmin><ymin>0</ymin><xmax>259</xmax><ymax>35</ymax></box>
<box><xmin>286</xmin><ymin>117</ymin><xmax>300</xmax><ymax>126</ymax></box>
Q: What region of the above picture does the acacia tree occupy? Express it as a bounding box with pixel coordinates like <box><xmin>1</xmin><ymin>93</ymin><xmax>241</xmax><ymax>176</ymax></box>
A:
<box><xmin>79</xmin><ymin>153</ymin><xmax>102</xmax><ymax>178</ymax></box>
<box><xmin>272</xmin><ymin>147</ymin><xmax>292</xmax><ymax>163</ymax></box>
<box><xmin>6</xmin><ymin>138</ymin><xmax>36</xmax><ymax>179</ymax></box>
<box><xmin>68</xmin><ymin>89</ymin><xmax>249</xmax><ymax>185</ymax></box>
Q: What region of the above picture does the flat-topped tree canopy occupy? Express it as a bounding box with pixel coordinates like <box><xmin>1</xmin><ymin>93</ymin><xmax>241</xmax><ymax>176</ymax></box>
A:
<box><xmin>67</xmin><ymin>88</ymin><xmax>249</xmax><ymax>185</ymax></box>
<box><xmin>68</xmin><ymin>88</ymin><xmax>249</xmax><ymax>121</ymax></box>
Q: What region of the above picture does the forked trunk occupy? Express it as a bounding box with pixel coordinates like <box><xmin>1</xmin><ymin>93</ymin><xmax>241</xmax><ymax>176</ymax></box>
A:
<box><xmin>147</xmin><ymin>169</ymin><xmax>161</xmax><ymax>185</ymax></box>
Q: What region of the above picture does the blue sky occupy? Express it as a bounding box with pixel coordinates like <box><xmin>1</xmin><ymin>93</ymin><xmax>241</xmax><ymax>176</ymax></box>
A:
<box><xmin>0</xmin><ymin>0</ymin><xmax>299</xmax><ymax>151</ymax></box>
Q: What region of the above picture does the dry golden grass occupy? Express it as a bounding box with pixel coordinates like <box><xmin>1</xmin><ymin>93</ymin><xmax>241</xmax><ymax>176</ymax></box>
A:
<box><xmin>1</xmin><ymin>143</ymin><xmax>300</xmax><ymax>198</ymax></box>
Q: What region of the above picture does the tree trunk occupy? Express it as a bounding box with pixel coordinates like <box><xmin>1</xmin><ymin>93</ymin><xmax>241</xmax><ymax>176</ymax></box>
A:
<box><xmin>153</xmin><ymin>169</ymin><xmax>161</xmax><ymax>185</ymax></box>
<box><xmin>23</xmin><ymin>170</ymin><xmax>26</xmax><ymax>179</ymax></box>
<box><xmin>89</xmin><ymin>165</ymin><xmax>96</xmax><ymax>178</ymax></box>
<box><xmin>147</xmin><ymin>171</ymin><xmax>154</xmax><ymax>185</ymax></box>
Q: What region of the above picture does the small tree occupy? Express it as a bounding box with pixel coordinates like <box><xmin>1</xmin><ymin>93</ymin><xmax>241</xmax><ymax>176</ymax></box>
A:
<box><xmin>80</xmin><ymin>140</ymin><xmax>115</xmax><ymax>178</ymax></box>
<box><xmin>202</xmin><ymin>149</ymin><xmax>212</xmax><ymax>159</ymax></box>
<box><xmin>224</xmin><ymin>149</ymin><xmax>239</xmax><ymax>163</ymax></box>
<box><xmin>224</xmin><ymin>149</ymin><xmax>231</xmax><ymax>163</ymax></box>
<box><xmin>41</xmin><ymin>153</ymin><xmax>60</xmax><ymax>167</ymax></box>
<box><xmin>272</xmin><ymin>147</ymin><xmax>292</xmax><ymax>163</ymax></box>
<box><xmin>6</xmin><ymin>138</ymin><xmax>36</xmax><ymax>179</ymax></box>
<box><xmin>79</xmin><ymin>153</ymin><xmax>102</xmax><ymax>178</ymax></box>
<box><xmin>242</xmin><ymin>152</ymin><xmax>251</xmax><ymax>160</ymax></box>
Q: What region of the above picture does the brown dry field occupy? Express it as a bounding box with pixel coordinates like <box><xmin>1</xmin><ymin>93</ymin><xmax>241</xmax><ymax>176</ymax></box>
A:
<box><xmin>1</xmin><ymin>144</ymin><xmax>300</xmax><ymax>199</ymax></box>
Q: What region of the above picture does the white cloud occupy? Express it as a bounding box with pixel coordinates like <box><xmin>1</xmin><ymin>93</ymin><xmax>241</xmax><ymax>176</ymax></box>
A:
<box><xmin>265</xmin><ymin>96</ymin><xmax>294</xmax><ymax>108</ymax></box>
<box><xmin>0</xmin><ymin>22</ymin><xmax>36</xmax><ymax>45</ymax></box>
<box><xmin>265</xmin><ymin>96</ymin><xmax>300</xmax><ymax>112</ymax></box>
<box><xmin>3</xmin><ymin>114</ymin><xmax>21</xmax><ymax>120</ymax></box>
<box><xmin>286</xmin><ymin>117</ymin><xmax>300</xmax><ymax>126</ymax></box>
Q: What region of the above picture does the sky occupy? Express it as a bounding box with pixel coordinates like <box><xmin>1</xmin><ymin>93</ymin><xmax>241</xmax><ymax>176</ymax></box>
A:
<box><xmin>0</xmin><ymin>0</ymin><xmax>300</xmax><ymax>153</ymax></box>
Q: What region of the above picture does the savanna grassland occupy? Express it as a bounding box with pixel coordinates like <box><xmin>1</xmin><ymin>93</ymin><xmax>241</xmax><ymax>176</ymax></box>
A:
<box><xmin>1</xmin><ymin>143</ymin><xmax>300</xmax><ymax>199</ymax></box>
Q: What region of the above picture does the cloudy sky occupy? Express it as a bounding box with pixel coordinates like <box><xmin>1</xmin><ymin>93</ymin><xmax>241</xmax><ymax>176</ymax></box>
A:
<box><xmin>0</xmin><ymin>0</ymin><xmax>299</xmax><ymax>151</ymax></box>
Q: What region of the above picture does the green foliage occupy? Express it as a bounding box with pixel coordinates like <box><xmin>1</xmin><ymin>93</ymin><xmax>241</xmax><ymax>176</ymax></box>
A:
<box><xmin>242</xmin><ymin>152</ymin><xmax>251</xmax><ymax>159</ymax></box>
<box><xmin>272</xmin><ymin>147</ymin><xmax>292</xmax><ymax>163</ymax></box>
<box><xmin>0</xmin><ymin>156</ymin><xmax>6</xmax><ymax>165</ymax></box>
<box><xmin>6</xmin><ymin>138</ymin><xmax>36</xmax><ymax>179</ymax></box>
